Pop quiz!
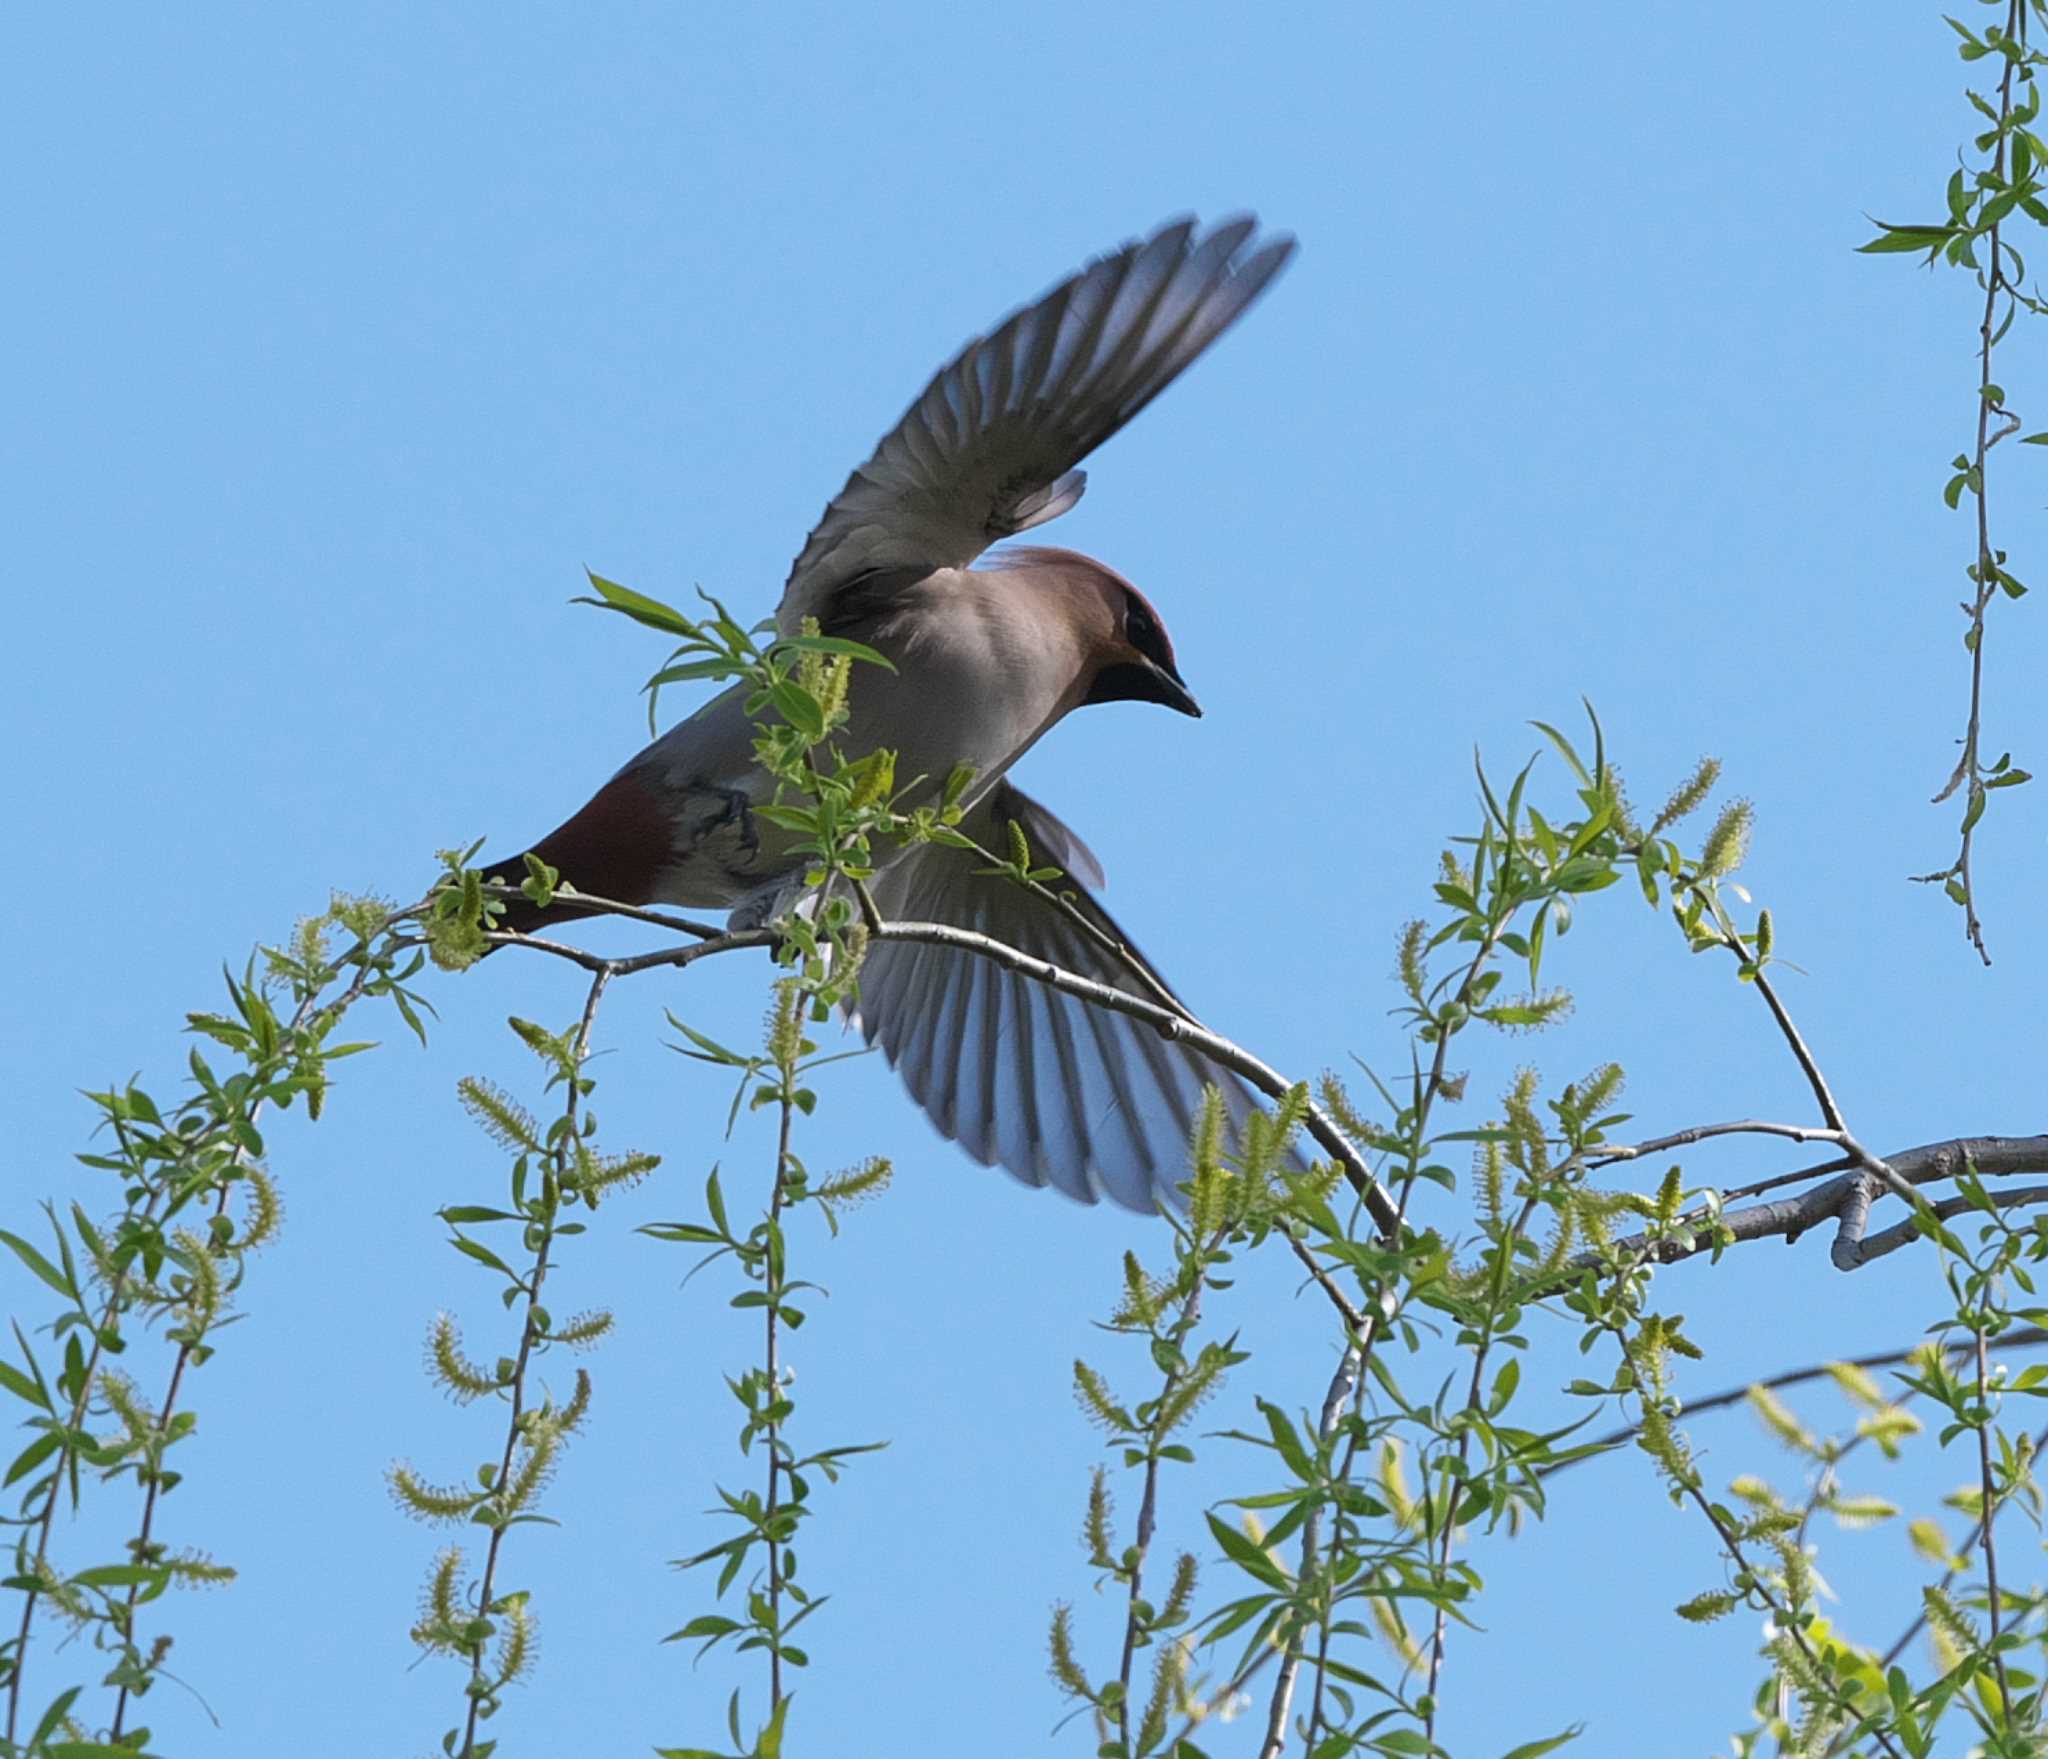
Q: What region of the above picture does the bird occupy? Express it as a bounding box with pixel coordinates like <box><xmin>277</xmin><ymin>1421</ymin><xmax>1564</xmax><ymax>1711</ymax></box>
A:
<box><xmin>483</xmin><ymin>215</ymin><xmax>1297</xmax><ymax>1214</ymax></box>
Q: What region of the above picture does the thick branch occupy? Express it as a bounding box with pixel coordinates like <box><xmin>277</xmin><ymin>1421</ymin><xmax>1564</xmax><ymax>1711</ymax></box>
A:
<box><xmin>1566</xmin><ymin>1134</ymin><xmax>2048</xmax><ymax>1278</ymax></box>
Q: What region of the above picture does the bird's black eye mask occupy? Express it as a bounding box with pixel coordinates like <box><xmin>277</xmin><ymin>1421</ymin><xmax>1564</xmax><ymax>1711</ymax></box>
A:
<box><xmin>1122</xmin><ymin>593</ymin><xmax>1172</xmax><ymax>670</ymax></box>
<box><xmin>1087</xmin><ymin>590</ymin><xmax>1200</xmax><ymax>718</ymax></box>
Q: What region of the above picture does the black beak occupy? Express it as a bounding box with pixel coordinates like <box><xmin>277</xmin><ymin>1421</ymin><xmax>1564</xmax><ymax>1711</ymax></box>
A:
<box><xmin>1084</xmin><ymin>657</ymin><xmax>1203</xmax><ymax>719</ymax></box>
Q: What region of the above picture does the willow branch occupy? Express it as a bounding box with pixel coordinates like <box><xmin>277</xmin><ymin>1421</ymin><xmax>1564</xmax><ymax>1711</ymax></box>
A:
<box><xmin>1555</xmin><ymin>1136</ymin><xmax>2048</xmax><ymax>1282</ymax></box>
<box><xmin>105</xmin><ymin>956</ymin><xmax>378</xmax><ymax>1739</ymax></box>
<box><xmin>474</xmin><ymin>913</ymin><xmax>1402</xmax><ymax>1241</ymax></box>
<box><xmin>1550</xmin><ymin>1330</ymin><xmax>2047</xmax><ymax>1470</ymax></box>
<box><xmin>1847</xmin><ymin>1183</ymin><xmax>2048</xmax><ymax>1267</ymax></box>
<box><xmin>1911</xmin><ymin>0</ymin><xmax>2025</xmax><ymax>964</ymax></box>
<box><xmin>457</xmin><ymin>965</ymin><xmax>609</xmax><ymax>1758</ymax></box>
<box><xmin>1259</xmin><ymin>1343</ymin><xmax>1364</xmax><ymax>1759</ymax></box>
<box><xmin>1748</xmin><ymin>969</ymin><xmax>1846</xmax><ymax>1132</ymax></box>
<box><xmin>1592</xmin><ymin>1119</ymin><xmax>1850</xmax><ymax>1165</ymax></box>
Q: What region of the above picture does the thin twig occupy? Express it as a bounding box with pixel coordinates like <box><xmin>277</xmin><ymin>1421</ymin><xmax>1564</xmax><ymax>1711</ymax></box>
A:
<box><xmin>1284</xmin><ymin>1236</ymin><xmax>1365</xmax><ymax>1335</ymax></box>
<box><xmin>1114</xmin><ymin>1275</ymin><xmax>1207</xmax><ymax>1752</ymax></box>
<box><xmin>480</xmin><ymin>879</ymin><xmax>724</xmax><ymax>943</ymax></box>
<box><xmin>851</xmin><ymin>875</ymin><xmax>884</xmax><ymax>936</ymax></box>
<box><xmin>1749</xmin><ymin>970</ymin><xmax>1846</xmax><ymax>1131</ymax></box>
<box><xmin>1604</xmin><ymin>1317</ymin><xmax>1907</xmax><ymax>1759</ymax></box>
<box><xmin>7</xmin><ymin>1195</ymin><xmax>154</xmax><ymax>1744</ymax></box>
<box><xmin>1259</xmin><ymin>1344</ymin><xmax>1363</xmax><ymax>1759</ymax></box>
<box><xmin>953</xmin><ymin>825</ymin><xmax>1195</xmax><ymax>1024</ymax></box>
<box><xmin>1911</xmin><ymin>0</ymin><xmax>2024</xmax><ymax>964</ymax></box>
<box><xmin>1973</xmin><ymin>1330</ymin><xmax>2013</xmax><ymax>1709</ymax></box>
<box><xmin>479</xmin><ymin>914</ymin><xmax>1404</xmax><ymax>1239</ymax></box>
<box><xmin>1423</xmin><ymin>1194</ymin><xmax>1542</xmax><ymax>1742</ymax></box>
<box><xmin>1864</xmin><ymin>1414</ymin><xmax>2048</xmax><ymax>1685</ymax></box>
<box><xmin>1592</xmin><ymin>1118</ymin><xmax>1850</xmax><ymax>1166</ymax></box>
<box><xmin>1551</xmin><ymin>1330</ymin><xmax>2047</xmax><ymax>1469</ymax></box>
<box><xmin>103</xmin><ymin>958</ymin><xmax>378</xmax><ymax>1739</ymax></box>
<box><xmin>764</xmin><ymin>1014</ymin><xmax>798</xmax><ymax>1709</ymax></box>
<box><xmin>457</xmin><ymin>965</ymin><xmax>610</xmax><ymax>1757</ymax></box>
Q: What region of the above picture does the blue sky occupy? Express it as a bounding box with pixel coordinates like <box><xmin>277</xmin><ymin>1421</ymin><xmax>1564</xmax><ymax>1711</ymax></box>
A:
<box><xmin>5</xmin><ymin>5</ymin><xmax>2044</xmax><ymax>1755</ymax></box>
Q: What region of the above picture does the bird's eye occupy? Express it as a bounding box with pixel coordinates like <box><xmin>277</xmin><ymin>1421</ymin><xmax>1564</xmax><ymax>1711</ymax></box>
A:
<box><xmin>1126</xmin><ymin>606</ymin><xmax>1153</xmax><ymax>644</ymax></box>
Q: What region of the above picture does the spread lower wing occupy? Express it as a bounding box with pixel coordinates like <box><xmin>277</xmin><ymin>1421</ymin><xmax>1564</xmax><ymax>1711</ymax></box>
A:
<box><xmin>853</xmin><ymin>781</ymin><xmax>1288</xmax><ymax>1213</ymax></box>
<box><xmin>779</xmin><ymin>216</ymin><xmax>1295</xmax><ymax>634</ymax></box>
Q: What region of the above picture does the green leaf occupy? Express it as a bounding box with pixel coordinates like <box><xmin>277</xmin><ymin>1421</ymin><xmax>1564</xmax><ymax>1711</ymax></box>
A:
<box><xmin>1205</xmin><ymin>1511</ymin><xmax>1289</xmax><ymax>1589</ymax></box>
<box><xmin>1961</xmin><ymin>784</ymin><xmax>1988</xmax><ymax>836</ymax></box>
<box><xmin>438</xmin><ymin>1206</ymin><xmax>520</xmax><ymax>1225</ymax></box>
<box><xmin>0</xmin><ymin>1230</ymin><xmax>75</xmax><ymax>1302</ymax></box>
<box><xmin>756</xmin><ymin>1692</ymin><xmax>792</xmax><ymax>1759</ymax></box>
<box><xmin>666</xmin><ymin>1614</ymin><xmax>742</xmax><ymax>1642</ymax></box>
<box><xmin>4</xmin><ymin>1430</ymin><xmax>62</xmax><ymax>1488</ymax></box>
<box><xmin>1258</xmin><ymin>1400</ymin><xmax>1314</xmax><ymax>1478</ymax></box>
<box><xmin>1856</xmin><ymin>222</ymin><xmax>1961</xmax><ymax>255</ymax></box>
<box><xmin>0</xmin><ymin>1356</ymin><xmax>50</xmax><ymax>1412</ymax></box>
<box><xmin>28</xmin><ymin>1688</ymin><xmax>83</xmax><ymax>1750</ymax></box>
<box><xmin>1527</xmin><ymin>720</ymin><xmax>1591</xmax><ymax>786</ymax></box>
<box><xmin>574</xmin><ymin>571</ymin><xmax>705</xmax><ymax>638</ymax></box>
<box><xmin>1489</xmin><ymin>1357</ymin><xmax>1521</xmax><ymax>1416</ymax></box>
<box><xmin>1500</xmin><ymin>1731</ymin><xmax>1585</xmax><ymax>1759</ymax></box>
<box><xmin>765</xmin><ymin>681</ymin><xmax>826</xmax><ymax>738</ymax></box>
<box><xmin>1983</xmin><ymin>186</ymin><xmax>2024</xmax><ymax>228</ymax></box>
<box><xmin>70</xmin><ymin>1563</ymin><xmax>170</xmax><ymax>1590</ymax></box>
<box><xmin>646</xmin><ymin>658</ymin><xmax>743</xmax><ymax>688</ymax></box>
<box><xmin>450</xmin><ymin>1236</ymin><xmax>518</xmax><ymax>1279</ymax></box>
<box><xmin>668</xmin><ymin>1018</ymin><xmax>755</xmax><ymax>1068</ymax></box>
<box><xmin>769</xmin><ymin>633</ymin><xmax>897</xmax><ymax>672</ymax></box>
<box><xmin>639</xmin><ymin>1221</ymin><xmax>725</xmax><ymax>1245</ymax></box>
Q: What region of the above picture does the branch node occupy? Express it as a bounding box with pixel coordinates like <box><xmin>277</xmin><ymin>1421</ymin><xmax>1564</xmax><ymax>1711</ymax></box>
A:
<box><xmin>1829</xmin><ymin>1174</ymin><xmax>1877</xmax><ymax>1272</ymax></box>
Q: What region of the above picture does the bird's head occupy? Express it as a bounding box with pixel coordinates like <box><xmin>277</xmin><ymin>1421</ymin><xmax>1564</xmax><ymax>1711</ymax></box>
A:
<box><xmin>1002</xmin><ymin>546</ymin><xmax>1201</xmax><ymax>720</ymax></box>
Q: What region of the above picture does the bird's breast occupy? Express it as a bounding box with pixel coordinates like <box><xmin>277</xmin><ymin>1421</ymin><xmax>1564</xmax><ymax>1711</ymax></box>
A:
<box><xmin>848</xmin><ymin>573</ymin><xmax>1076</xmax><ymax>804</ymax></box>
<box><xmin>616</xmin><ymin>578</ymin><xmax>1075</xmax><ymax>906</ymax></box>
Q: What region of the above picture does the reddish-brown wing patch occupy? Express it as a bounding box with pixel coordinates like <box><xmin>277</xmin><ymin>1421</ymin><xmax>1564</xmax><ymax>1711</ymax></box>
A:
<box><xmin>529</xmin><ymin>771</ymin><xmax>673</xmax><ymax>905</ymax></box>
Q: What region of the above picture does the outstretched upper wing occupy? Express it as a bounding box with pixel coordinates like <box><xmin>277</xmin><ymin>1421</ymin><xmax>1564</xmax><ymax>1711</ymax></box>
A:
<box><xmin>779</xmin><ymin>216</ymin><xmax>1296</xmax><ymax>634</ymax></box>
<box><xmin>852</xmin><ymin>781</ymin><xmax>1292</xmax><ymax>1214</ymax></box>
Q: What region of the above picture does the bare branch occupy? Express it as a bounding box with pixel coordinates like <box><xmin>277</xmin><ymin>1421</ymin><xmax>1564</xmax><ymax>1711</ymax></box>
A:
<box><xmin>1593</xmin><ymin>1119</ymin><xmax>1849</xmax><ymax>1165</ymax></box>
<box><xmin>1747</xmin><ymin>970</ymin><xmax>1846</xmax><ymax>1130</ymax></box>
<box><xmin>1843</xmin><ymin>1183</ymin><xmax>2048</xmax><ymax>1268</ymax></box>
<box><xmin>1561</xmin><ymin>1136</ymin><xmax>2048</xmax><ymax>1278</ymax></box>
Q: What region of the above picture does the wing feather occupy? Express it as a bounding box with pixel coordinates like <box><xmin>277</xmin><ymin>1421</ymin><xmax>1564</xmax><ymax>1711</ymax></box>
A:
<box><xmin>852</xmin><ymin>781</ymin><xmax>1295</xmax><ymax>1213</ymax></box>
<box><xmin>779</xmin><ymin>216</ymin><xmax>1295</xmax><ymax>633</ymax></box>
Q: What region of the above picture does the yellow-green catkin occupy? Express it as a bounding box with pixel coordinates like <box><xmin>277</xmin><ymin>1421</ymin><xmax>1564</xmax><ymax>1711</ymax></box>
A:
<box><xmin>1651</xmin><ymin>757</ymin><xmax>1722</xmax><ymax>835</ymax></box>
<box><xmin>1700</xmin><ymin>798</ymin><xmax>1754</xmax><ymax>878</ymax></box>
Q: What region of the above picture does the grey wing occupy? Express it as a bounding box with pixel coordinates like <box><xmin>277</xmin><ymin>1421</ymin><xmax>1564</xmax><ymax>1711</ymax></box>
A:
<box><xmin>853</xmin><ymin>781</ymin><xmax>1285</xmax><ymax>1214</ymax></box>
<box><xmin>779</xmin><ymin>215</ymin><xmax>1296</xmax><ymax>634</ymax></box>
